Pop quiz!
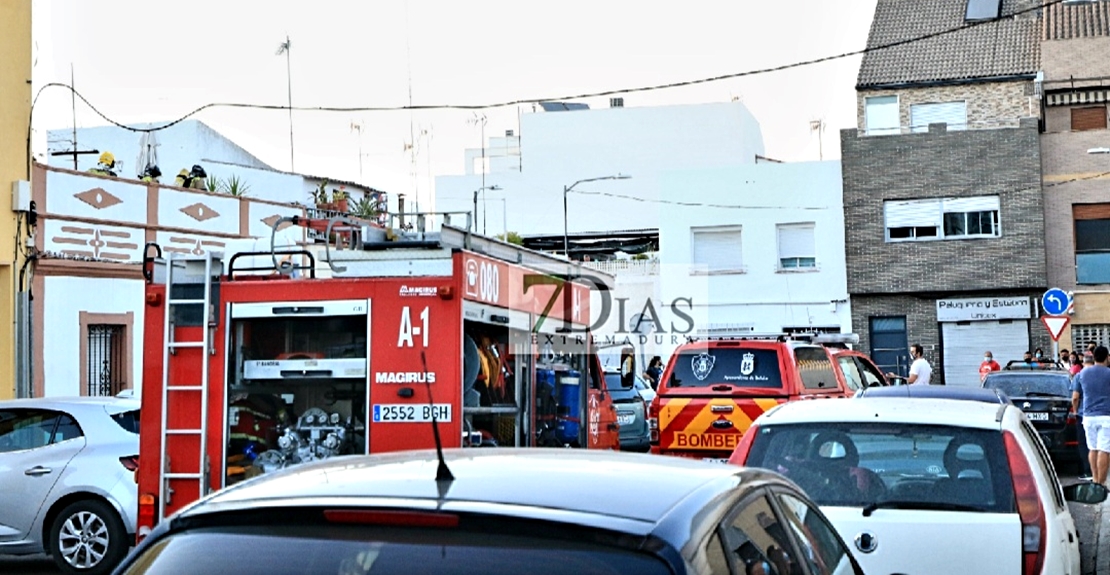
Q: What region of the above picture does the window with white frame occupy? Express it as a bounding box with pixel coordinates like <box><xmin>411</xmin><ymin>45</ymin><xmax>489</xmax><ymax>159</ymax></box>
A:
<box><xmin>777</xmin><ymin>223</ymin><xmax>816</xmax><ymax>269</ymax></box>
<box><xmin>865</xmin><ymin>96</ymin><xmax>899</xmax><ymax>135</ymax></box>
<box><xmin>884</xmin><ymin>196</ymin><xmax>1000</xmax><ymax>241</ymax></box>
<box><xmin>691</xmin><ymin>226</ymin><xmax>744</xmax><ymax>273</ymax></box>
<box><xmin>910</xmin><ymin>101</ymin><xmax>967</xmax><ymax>132</ymax></box>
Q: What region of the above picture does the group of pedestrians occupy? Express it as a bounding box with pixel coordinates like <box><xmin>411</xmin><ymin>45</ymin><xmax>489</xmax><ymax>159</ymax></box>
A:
<box><xmin>1072</xmin><ymin>345</ymin><xmax>1110</xmax><ymax>484</ymax></box>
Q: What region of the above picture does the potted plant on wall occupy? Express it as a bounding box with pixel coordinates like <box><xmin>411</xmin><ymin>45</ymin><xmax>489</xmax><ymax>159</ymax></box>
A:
<box><xmin>351</xmin><ymin>194</ymin><xmax>382</xmax><ymax>221</ymax></box>
<box><xmin>312</xmin><ymin>180</ymin><xmax>333</xmax><ymax>210</ymax></box>
<box><xmin>331</xmin><ymin>188</ymin><xmax>349</xmax><ymax>212</ymax></box>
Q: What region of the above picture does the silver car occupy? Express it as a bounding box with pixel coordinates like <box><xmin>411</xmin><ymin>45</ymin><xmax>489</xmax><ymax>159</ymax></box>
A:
<box><xmin>0</xmin><ymin>396</ymin><xmax>139</xmax><ymax>575</ymax></box>
<box><xmin>113</xmin><ymin>448</ymin><xmax>865</xmax><ymax>575</ymax></box>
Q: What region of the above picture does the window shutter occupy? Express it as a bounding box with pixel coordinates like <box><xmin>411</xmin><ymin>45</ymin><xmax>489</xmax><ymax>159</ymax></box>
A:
<box><xmin>942</xmin><ymin>196</ymin><xmax>999</xmax><ymax>213</ymax></box>
<box><xmin>1072</xmin><ymin>107</ymin><xmax>1107</xmax><ymax>131</ymax></box>
<box><xmin>1074</xmin><ymin>204</ymin><xmax>1110</xmax><ymax>220</ymax></box>
<box><xmin>884</xmin><ymin>199</ymin><xmax>942</xmax><ymax>228</ymax></box>
<box><xmin>910</xmin><ymin>102</ymin><xmax>967</xmax><ymax>132</ymax></box>
<box><xmin>692</xmin><ymin>229</ymin><xmax>742</xmax><ymax>271</ymax></box>
<box><xmin>865</xmin><ymin>96</ymin><xmax>899</xmax><ymax>135</ymax></box>
<box><xmin>777</xmin><ymin>224</ymin><xmax>815</xmax><ymax>259</ymax></box>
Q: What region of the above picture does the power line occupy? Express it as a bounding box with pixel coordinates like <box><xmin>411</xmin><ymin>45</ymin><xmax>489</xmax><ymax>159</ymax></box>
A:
<box><xmin>570</xmin><ymin>189</ymin><xmax>828</xmax><ymax>210</ymax></box>
<box><xmin>31</xmin><ymin>0</ymin><xmax>1062</xmax><ymax>135</ymax></box>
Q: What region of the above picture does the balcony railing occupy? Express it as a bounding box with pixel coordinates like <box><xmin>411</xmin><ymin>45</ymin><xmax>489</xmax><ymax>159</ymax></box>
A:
<box><xmin>582</xmin><ymin>259</ymin><xmax>659</xmax><ymax>276</ymax></box>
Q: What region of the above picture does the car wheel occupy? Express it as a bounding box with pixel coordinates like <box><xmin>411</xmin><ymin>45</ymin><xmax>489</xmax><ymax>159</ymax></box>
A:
<box><xmin>49</xmin><ymin>499</ymin><xmax>128</xmax><ymax>575</ymax></box>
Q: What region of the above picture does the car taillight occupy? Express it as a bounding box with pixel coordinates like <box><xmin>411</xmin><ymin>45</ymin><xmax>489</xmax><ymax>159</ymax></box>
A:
<box><xmin>729</xmin><ymin>424</ymin><xmax>758</xmax><ymax>465</ymax></box>
<box><xmin>324</xmin><ymin>510</ymin><xmax>459</xmax><ymax>528</ymax></box>
<box><xmin>1004</xmin><ymin>431</ymin><xmax>1046</xmax><ymax>575</ymax></box>
<box><xmin>119</xmin><ymin>455</ymin><xmax>139</xmax><ymax>472</ymax></box>
<box><xmin>647</xmin><ymin>400</ymin><xmax>659</xmax><ymax>444</ymax></box>
<box><xmin>137</xmin><ymin>493</ymin><xmax>156</xmax><ymax>544</ymax></box>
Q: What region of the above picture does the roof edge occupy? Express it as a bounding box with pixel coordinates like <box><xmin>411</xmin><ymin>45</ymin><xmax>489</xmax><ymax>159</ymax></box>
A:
<box><xmin>857</xmin><ymin>73</ymin><xmax>1038</xmax><ymax>91</ymax></box>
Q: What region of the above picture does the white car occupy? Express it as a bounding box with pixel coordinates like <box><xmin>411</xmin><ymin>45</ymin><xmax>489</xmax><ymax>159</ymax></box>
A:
<box><xmin>730</xmin><ymin>397</ymin><xmax>1107</xmax><ymax>575</ymax></box>
<box><xmin>0</xmin><ymin>396</ymin><xmax>140</xmax><ymax>575</ymax></box>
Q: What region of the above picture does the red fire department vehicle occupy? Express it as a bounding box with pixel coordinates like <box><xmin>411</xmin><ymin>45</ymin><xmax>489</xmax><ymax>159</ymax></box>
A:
<box><xmin>134</xmin><ymin>214</ymin><xmax>620</xmax><ymax>538</ymax></box>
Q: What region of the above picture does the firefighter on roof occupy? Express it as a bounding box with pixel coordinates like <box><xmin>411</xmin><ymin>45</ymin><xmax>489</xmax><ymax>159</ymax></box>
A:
<box><xmin>88</xmin><ymin>151</ymin><xmax>118</xmax><ymax>177</ymax></box>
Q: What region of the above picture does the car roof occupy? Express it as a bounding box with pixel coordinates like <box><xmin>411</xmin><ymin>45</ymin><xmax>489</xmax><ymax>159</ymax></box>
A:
<box><xmin>757</xmin><ymin>397</ymin><xmax>1007</xmax><ymax>429</ymax></box>
<box><xmin>0</xmin><ymin>396</ymin><xmax>140</xmax><ymax>413</ymax></box>
<box><xmin>858</xmin><ymin>385</ymin><xmax>1010</xmax><ymax>404</ymax></box>
<box><xmin>180</xmin><ymin>448</ymin><xmax>784</xmax><ymax>533</ymax></box>
<box><xmin>986</xmin><ymin>370</ymin><xmax>1070</xmax><ymax>379</ymax></box>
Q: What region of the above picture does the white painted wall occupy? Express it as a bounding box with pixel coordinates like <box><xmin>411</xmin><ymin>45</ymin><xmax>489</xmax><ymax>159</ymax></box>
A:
<box><xmin>658</xmin><ymin>161</ymin><xmax>852</xmax><ymax>350</ymax></box>
<box><xmin>434</xmin><ymin>101</ymin><xmax>765</xmax><ymax>237</ymax></box>
<box><xmin>47</xmin><ymin>120</ymin><xmax>271</xmax><ymax>177</ymax></box>
<box><xmin>47</xmin><ymin>121</ymin><xmax>386</xmax><ymax>209</ymax></box>
<box><xmin>42</xmin><ymin>277</ymin><xmax>146</xmax><ymax>397</ymax></box>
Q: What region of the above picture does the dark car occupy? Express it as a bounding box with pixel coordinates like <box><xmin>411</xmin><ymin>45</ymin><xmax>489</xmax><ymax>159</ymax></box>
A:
<box><xmin>982</xmin><ymin>370</ymin><xmax>1077</xmax><ymax>462</ymax></box>
<box><xmin>112</xmin><ymin>449</ymin><xmax>865</xmax><ymax>575</ymax></box>
<box><xmin>855</xmin><ymin>384</ymin><xmax>1010</xmax><ymax>404</ymax></box>
<box><xmin>604</xmin><ymin>371</ymin><xmax>651</xmax><ymax>452</ymax></box>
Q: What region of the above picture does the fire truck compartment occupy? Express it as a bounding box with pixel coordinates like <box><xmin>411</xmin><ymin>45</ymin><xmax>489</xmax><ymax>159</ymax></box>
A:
<box><xmin>224</xmin><ymin>299</ymin><xmax>369</xmax><ymax>486</ymax></box>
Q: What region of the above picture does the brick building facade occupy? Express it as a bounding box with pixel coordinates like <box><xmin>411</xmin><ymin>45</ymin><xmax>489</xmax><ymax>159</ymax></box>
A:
<box><xmin>844</xmin><ymin>0</ymin><xmax>1050</xmax><ymax>385</ymax></box>
<box><xmin>1040</xmin><ymin>0</ymin><xmax>1110</xmax><ymax>352</ymax></box>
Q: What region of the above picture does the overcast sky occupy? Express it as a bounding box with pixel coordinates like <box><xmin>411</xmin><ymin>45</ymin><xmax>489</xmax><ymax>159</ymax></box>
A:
<box><xmin>31</xmin><ymin>0</ymin><xmax>878</xmax><ymax>205</ymax></box>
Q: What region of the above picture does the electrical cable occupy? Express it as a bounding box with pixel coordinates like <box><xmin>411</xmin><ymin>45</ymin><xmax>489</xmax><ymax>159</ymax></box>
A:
<box><xmin>30</xmin><ymin>0</ymin><xmax>1063</xmax><ymax>134</ymax></box>
<box><xmin>570</xmin><ymin>189</ymin><xmax>828</xmax><ymax>210</ymax></box>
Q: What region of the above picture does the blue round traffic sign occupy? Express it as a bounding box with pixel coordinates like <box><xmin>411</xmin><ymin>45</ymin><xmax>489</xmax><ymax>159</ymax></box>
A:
<box><xmin>1042</xmin><ymin>288</ymin><xmax>1071</xmax><ymax>316</ymax></box>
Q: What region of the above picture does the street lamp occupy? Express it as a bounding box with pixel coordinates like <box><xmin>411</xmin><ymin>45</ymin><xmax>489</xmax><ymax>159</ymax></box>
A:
<box><xmin>563</xmin><ymin>174</ymin><xmax>631</xmax><ymax>258</ymax></box>
<box><xmin>472</xmin><ymin>185</ymin><xmax>502</xmax><ymax>233</ymax></box>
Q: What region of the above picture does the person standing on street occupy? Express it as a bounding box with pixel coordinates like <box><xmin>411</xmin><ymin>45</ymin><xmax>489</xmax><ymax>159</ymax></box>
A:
<box><xmin>888</xmin><ymin>344</ymin><xmax>932</xmax><ymax>385</ymax></box>
<box><xmin>979</xmin><ymin>351</ymin><xmax>1001</xmax><ymax>383</ymax></box>
<box><xmin>1072</xmin><ymin>353</ymin><xmax>1095</xmax><ymax>480</ymax></box>
<box><xmin>1070</xmin><ymin>352</ymin><xmax>1083</xmax><ymax>376</ymax></box>
<box><xmin>644</xmin><ymin>356</ymin><xmax>664</xmax><ymax>390</ymax></box>
<box><xmin>1079</xmin><ymin>346</ymin><xmax>1110</xmax><ymax>485</ymax></box>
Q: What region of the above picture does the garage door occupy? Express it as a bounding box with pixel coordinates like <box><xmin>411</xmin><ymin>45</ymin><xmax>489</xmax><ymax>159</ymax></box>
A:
<box><xmin>942</xmin><ymin>320</ymin><xmax>1029</xmax><ymax>387</ymax></box>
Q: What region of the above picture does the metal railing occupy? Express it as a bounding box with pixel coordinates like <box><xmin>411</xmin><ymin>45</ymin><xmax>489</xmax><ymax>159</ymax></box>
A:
<box><xmin>581</xmin><ymin>259</ymin><xmax>659</xmax><ymax>275</ymax></box>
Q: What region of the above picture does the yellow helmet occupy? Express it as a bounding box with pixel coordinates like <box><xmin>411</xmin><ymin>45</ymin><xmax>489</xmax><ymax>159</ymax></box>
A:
<box><xmin>98</xmin><ymin>151</ymin><xmax>115</xmax><ymax>166</ymax></box>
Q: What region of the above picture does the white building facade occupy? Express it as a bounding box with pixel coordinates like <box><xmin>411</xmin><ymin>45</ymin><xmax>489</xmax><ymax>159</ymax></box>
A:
<box><xmin>47</xmin><ymin>120</ymin><xmax>388</xmax><ymax>211</ymax></box>
<box><xmin>434</xmin><ymin>101</ymin><xmax>766</xmax><ymax>237</ymax></box>
<box><xmin>656</xmin><ymin>161</ymin><xmax>851</xmax><ymax>354</ymax></box>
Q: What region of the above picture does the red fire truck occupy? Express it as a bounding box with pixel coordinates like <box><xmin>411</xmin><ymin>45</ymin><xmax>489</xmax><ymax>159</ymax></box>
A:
<box><xmin>134</xmin><ymin>215</ymin><xmax>620</xmax><ymax>538</ymax></box>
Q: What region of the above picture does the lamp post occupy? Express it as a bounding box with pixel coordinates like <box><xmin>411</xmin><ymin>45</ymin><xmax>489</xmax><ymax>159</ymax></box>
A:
<box><xmin>563</xmin><ymin>174</ymin><xmax>631</xmax><ymax>258</ymax></box>
<box><xmin>471</xmin><ymin>185</ymin><xmax>502</xmax><ymax>233</ymax></box>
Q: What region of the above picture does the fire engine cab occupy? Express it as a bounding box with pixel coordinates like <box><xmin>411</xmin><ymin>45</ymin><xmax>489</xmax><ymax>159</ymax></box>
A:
<box><xmin>135</xmin><ymin>213</ymin><xmax>620</xmax><ymax>538</ymax></box>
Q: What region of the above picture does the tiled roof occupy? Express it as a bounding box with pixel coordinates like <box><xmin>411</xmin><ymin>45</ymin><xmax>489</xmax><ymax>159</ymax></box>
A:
<box><xmin>857</xmin><ymin>0</ymin><xmax>1041</xmax><ymax>88</ymax></box>
<box><xmin>1044</xmin><ymin>0</ymin><xmax>1110</xmax><ymax>39</ymax></box>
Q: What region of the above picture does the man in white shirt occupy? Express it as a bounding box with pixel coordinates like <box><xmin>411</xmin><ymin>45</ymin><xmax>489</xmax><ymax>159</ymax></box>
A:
<box><xmin>888</xmin><ymin>344</ymin><xmax>933</xmax><ymax>385</ymax></box>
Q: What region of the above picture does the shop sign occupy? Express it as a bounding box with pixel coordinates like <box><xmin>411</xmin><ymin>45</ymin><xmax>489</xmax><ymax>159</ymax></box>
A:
<box><xmin>936</xmin><ymin>297</ymin><xmax>1032</xmax><ymax>322</ymax></box>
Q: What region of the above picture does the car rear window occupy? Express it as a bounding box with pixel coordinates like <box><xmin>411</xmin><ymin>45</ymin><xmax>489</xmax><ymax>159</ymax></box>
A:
<box><xmin>121</xmin><ymin>526</ymin><xmax>671</xmax><ymax>575</ymax></box>
<box><xmin>983</xmin><ymin>374</ymin><xmax>1070</xmax><ymax>398</ymax></box>
<box><xmin>604</xmin><ymin>373</ymin><xmax>633</xmax><ymax>390</ymax></box>
<box><xmin>746</xmin><ymin>423</ymin><xmax>1015</xmax><ymax>513</ymax></box>
<box><xmin>667</xmin><ymin>348</ymin><xmax>782</xmax><ymax>389</ymax></box>
<box><xmin>110</xmin><ymin>410</ymin><xmax>140</xmax><ymax>434</ymax></box>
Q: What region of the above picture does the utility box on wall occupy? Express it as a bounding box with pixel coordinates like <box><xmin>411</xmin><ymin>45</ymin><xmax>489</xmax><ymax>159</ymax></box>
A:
<box><xmin>11</xmin><ymin>180</ymin><xmax>30</xmax><ymax>212</ymax></box>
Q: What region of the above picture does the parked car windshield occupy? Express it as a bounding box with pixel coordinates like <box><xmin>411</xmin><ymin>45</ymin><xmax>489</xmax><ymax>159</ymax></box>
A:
<box><xmin>667</xmin><ymin>348</ymin><xmax>783</xmax><ymax>389</ymax></box>
<box><xmin>110</xmin><ymin>409</ymin><xmax>141</xmax><ymax>434</ymax></box>
<box><xmin>745</xmin><ymin>423</ymin><xmax>1015</xmax><ymax>512</ymax></box>
<box><xmin>121</xmin><ymin>525</ymin><xmax>671</xmax><ymax>575</ymax></box>
<box><xmin>983</xmin><ymin>374</ymin><xmax>1071</xmax><ymax>398</ymax></box>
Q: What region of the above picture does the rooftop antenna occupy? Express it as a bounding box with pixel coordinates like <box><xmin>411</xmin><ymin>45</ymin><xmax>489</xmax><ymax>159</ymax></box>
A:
<box><xmin>421</xmin><ymin>350</ymin><xmax>454</xmax><ymax>483</ymax></box>
<box><xmin>810</xmin><ymin>119</ymin><xmax>826</xmax><ymax>161</ymax></box>
<box><xmin>276</xmin><ymin>35</ymin><xmax>295</xmax><ymax>172</ymax></box>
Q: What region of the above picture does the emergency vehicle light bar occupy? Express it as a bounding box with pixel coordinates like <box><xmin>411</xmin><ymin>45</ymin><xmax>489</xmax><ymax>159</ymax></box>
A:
<box><xmin>693</xmin><ymin>332</ymin><xmax>792</xmax><ymax>342</ymax></box>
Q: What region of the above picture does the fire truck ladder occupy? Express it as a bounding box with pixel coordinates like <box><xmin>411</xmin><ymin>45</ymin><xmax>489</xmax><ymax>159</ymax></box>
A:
<box><xmin>158</xmin><ymin>251</ymin><xmax>219</xmax><ymax>519</ymax></box>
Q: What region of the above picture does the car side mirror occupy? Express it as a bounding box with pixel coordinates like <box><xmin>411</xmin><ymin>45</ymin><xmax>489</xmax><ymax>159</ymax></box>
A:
<box><xmin>1063</xmin><ymin>482</ymin><xmax>1109</xmax><ymax>505</ymax></box>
